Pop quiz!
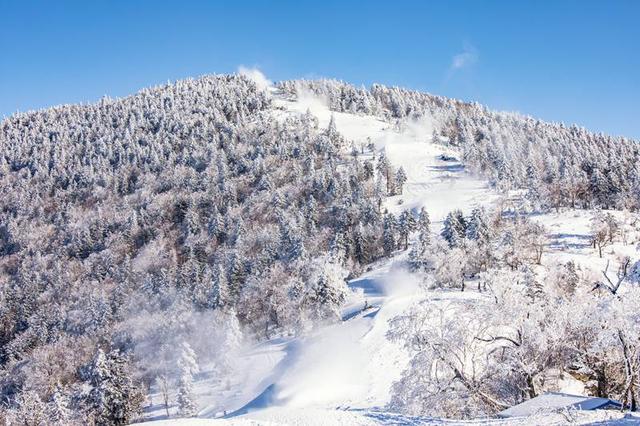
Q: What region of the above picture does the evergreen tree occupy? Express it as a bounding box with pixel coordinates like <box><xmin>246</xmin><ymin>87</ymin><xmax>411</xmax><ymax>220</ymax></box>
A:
<box><xmin>329</xmin><ymin>232</ymin><xmax>347</xmax><ymax>265</ymax></box>
<box><xmin>382</xmin><ymin>213</ymin><xmax>398</xmax><ymax>255</ymax></box>
<box><xmin>376</xmin><ymin>152</ymin><xmax>390</xmax><ymax>188</ymax></box>
<box><xmin>409</xmin><ymin>208</ymin><xmax>431</xmax><ymax>271</ymax></box>
<box><xmin>362</xmin><ymin>160</ymin><xmax>374</xmax><ymax>180</ymax></box>
<box><xmin>304</xmin><ymin>195</ymin><xmax>318</xmax><ymax>231</ymax></box>
<box><xmin>176</xmin><ymin>342</ymin><xmax>199</xmax><ymax>417</ymax></box>
<box><xmin>416</xmin><ymin>207</ymin><xmax>431</xmax><ymax>246</ymax></box>
<box><xmin>8</xmin><ymin>390</ymin><xmax>47</xmax><ymax>426</ymax></box>
<box><xmin>352</xmin><ymin>223</ymin><xmax>366</xmax><ymax>265</ymax></box>
<box><xmin>86</xmin><ymin>348</ymin><xmax>143</xmax><ymax>425</ymax></box>
<box><xmin>47</xmin><ymin>386</ymin><xmax>71</xmax><ymax>425</ymax></box>
<box><xmin>312</xmin><ymin>262</ymin><xmax>347</xmax><ymax>321</ymax></box>
<box><xmin>466</xmin><ymin>207</ymin><xmax>490</xmax><ymax>245</ymax></box>
<box><xmin>398</xmin><ymin>210</ymin><xmax>417</xmax><ymax>250</ymax></box>
<box><xmin>441</xmin><ymin>210</ymin><xmax>467</xmax><ymax>248</ymax></box>
<box><xmin>395</xmin><ymin>166</ymin><xmax>408</xmax><ymax>195</ymax></box>
<box><xmin>325</xmin><ymin>114</ymin><xmax>342</xmax><ymax>150</ymax></box>
<box><xmin>212</xmin><ymin>263</ymin><xmax>229</xmax><ymax>309</ymax></box>
<box><xmin>522</xmin><ymin>266</ymin><xmax>544</xmax><ymax>302</ymax></box>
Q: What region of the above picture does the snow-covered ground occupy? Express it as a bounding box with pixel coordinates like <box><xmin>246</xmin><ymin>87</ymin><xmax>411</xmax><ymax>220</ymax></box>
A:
<box><xmin>533</xmin><ymin>209</ymin><xmax>640</xmax><ymax>272</ymax></box>
<box><xmin>139</xmin><ymin>407</ymin><xmax>640</xmax><ymax>426</ymax></box>
<box><xmin>140</xmin><ymin>87</ymin><xmax>640</xmax><ymax>425</ymax></box>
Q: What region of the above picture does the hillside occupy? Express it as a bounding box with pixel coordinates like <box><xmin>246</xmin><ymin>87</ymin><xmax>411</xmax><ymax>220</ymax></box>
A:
<box><xmin>1</xmin><ymin>74</ymin><xmax>639</xmax><ymax>425</ymax></box>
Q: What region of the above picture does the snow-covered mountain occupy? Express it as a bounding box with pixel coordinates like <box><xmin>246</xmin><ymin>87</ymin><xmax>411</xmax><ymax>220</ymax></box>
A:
<box><xmin>1</xmin><ymin>74</ymin><xmax>639</xmax><ymax>425</ymax></box>
<box><xmin>140</xmin><ymin>82</ymin><xmax>640</xmax><ymax>425</ymax></box>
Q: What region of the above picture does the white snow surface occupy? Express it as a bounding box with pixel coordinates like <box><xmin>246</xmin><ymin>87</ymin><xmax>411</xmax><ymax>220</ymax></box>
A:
<box><xmin>140</xmin><ymin>89</ymin><xmax>640</xmax><ymax>425</ymax></box>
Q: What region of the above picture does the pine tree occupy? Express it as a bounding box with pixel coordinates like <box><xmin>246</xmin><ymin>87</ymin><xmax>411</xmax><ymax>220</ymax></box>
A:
<box><xmin>279</xmin><ymin>218</ymin><xmax>307</xmax><ymax>261</ymax></box>
<box><xmin>409</xmin><ymin>208</ymin><xmax>431</xmax><ymax>271</ymax></box>
<box><xmin>325</xmin><ymin>114</ymin><xmax>342</xmax><ymax>150</ymax></box>
<box><xmin>330</xmin><ymin>232</ymin><xmax>347</xmax><ymax>264</ymax></box>
<box><xmin>386</xmin><ymin>164</ymin><xmax>397</xmax><ymax>196</ymax></box>
<box><xmin>176</xmin><ymin>342</ymin><xmax>199</xmax><ymax>417</ymax></box>
<box><xmin>313</xmin><ymin>263</ymin><xmax>347</xmax><ymax>321</ymax></box>
<box><xmin>207</xmin><ymin>207</ymin><xmax>226</xmax><ymax>242</ymax></box>
<box><xmin>466</xmin><ymin>207</ymin><xmax>490</xmax><ymax>245</ymax></box>
<box><xmin>362</xmin><ymin>160</ymin><xmax>374</xmax><ymax>180</ymax></box>
<box><xmin>304</xmin><ymin>195</ymin><xmax>318</xmax><ymax>231</ymax></box>
<box><xmin>441</xmin><ymin>210</ymin><xmax>467</xmax><ymax>248</ymax></box>
<box><xmin>383</xmin><ymin>213</ymin><xmax>398</xmax><ymax>255</ymax></box>
<box><xmin>227</xmin><ymin>252</ymin><xmax>246</xmax><ymax>299</ymax></box>
<box><xmin>8</xmin><ymin>390</ymin><xmax>46</xmax><ymax>426</ymax></box>
<box><xmin>522</xmin><ymin>266</ymin><xmax>544</xmax><ymax>301</ymax></box>
<box><xmin>47</xmin><ymin>386</ymin><xmax>71</xmax><ymax>425</ymax></box>
<box><xmin>212</xmin><ymin>263</ymin><xmax>229</xmax><ymax>309</ymax></box>
<box><xmin>589</xmin><ymin>168</ymin><xmax>609</xmax><ymax>208</ymax></box>
<box><xmin>416</xmin><ymin>207</ymin><xmax>431</xmax><ymax>246</ymax></box>
<box><xmin>395</xmin><ymin>167</ymin><xmax>407</xmax><ymax>195</ymax></box>
<box><xmin>352</xmin><ymin>223</ymin><xmax>371</xmax><ymax>265</ymax></box>
<box><xmin>376</xmin><ymin>152</ymin><xmax>390</xmax><ymax>186</ymax></box>
<box><xmin>183</xmin><ymin>206</ymin><xmax>200</xmax><ymax>235</ymax></box>
<box><xmin>398</xmin><ymin>210</ymin><xmax>417</xmax><ymax>250</ymax></box>
<box><xmin>86</xmin><ymin>348</ymin><xmax>143</xmax><ymax>425</ymax></box>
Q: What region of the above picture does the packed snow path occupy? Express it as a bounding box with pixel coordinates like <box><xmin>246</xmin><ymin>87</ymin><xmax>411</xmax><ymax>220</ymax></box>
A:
<box><xmin>189</xmin><ymin>90</ymin><xmax>496</xmax><ymax>417</ymax></box>
<box><xmin>235</xmin><ymin>89</ymin><xmax>491</xmax><ymax>406</ymax></box>
<box><xmin>143</xmin><ymin>88</ymin><xmax>498</xmax><ymax>423</ymax></box>
<box><xmin>140</xmin><ymin>88</ymin><xmax>640</xmax><ymax>426</ymax></box>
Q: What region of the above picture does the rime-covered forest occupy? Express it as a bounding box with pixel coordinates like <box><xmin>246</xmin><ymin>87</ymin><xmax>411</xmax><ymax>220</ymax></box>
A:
<box><xmin>280</xmin><ymin>79</ymin><xmax>640</xmax><ymax>210</ymax></box>
<box><xmin>1</xmin><ymin>75</ymin><xmax>640</xmax><ymax>424</ymax></box>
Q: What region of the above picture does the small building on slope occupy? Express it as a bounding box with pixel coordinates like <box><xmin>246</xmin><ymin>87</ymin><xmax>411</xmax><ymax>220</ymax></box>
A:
<box><xmin>498</xmin><ymin>392</ymin><xmax>622</xmax><ymax>418</ymax></box>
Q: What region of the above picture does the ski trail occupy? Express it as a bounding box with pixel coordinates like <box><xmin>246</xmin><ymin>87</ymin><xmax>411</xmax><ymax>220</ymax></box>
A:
<box><xmin>220</xmin><ymin>93</ymin><xmax>490</xmax><ymax>411</ymax></box>
<box><xmin>141</xmin><ymin>90</ymin><xmax>640</xmax><ymax>426</ymax></box>
<box><xmin>188</xmin><ymin>89</ymin><xmax>499</xmax><ymax>420</ymax></box>
<box><xmin>273</xmin><ymin>89</ymin><xmax>497</xmax><ymax>221</ymax></box>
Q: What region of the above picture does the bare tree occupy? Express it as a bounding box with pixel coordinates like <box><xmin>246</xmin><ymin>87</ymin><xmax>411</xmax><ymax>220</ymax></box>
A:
<box><xmin>593</xmin><ymin>257</ymin><xmax>630</xmax><ymax>295</ymax></box>
<box><xmin>591</xmin><ymin>212</ymin><xmax>619</xmax><ymax>258</ymax></box>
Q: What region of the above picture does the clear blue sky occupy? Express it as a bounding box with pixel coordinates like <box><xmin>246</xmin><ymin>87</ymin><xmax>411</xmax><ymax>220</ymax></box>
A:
<box><xmin>2</xmin><ymin>1</ymin><xmax>639</xmax><ymax>138</ymax></box>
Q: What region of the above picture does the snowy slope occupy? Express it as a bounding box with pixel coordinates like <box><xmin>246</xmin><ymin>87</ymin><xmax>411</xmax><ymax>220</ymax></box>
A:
<box><xmin>141</xmin><ymin>87</ymin><xmax>500</xmax><ymax>423</ymax></box>
<box><xmin>273</xmin><ymin>89</ymin><xmax>496</xmax><ymax>221</ymax></box>
<box><xmin>532</xmin><ymin>209</ymin><xmax>640</xmax><ymax>274</ymax></box>
<box><xmin>141</xmin><ymin>87</ymin><xmax>640</xmax><ymax>426</ymax></box>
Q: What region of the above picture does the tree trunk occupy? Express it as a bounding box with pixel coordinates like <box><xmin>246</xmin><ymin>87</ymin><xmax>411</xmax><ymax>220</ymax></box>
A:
<box><xmin>525</xmin><ymin>374</ymin><xmax>537</xmax><ymax>399</ymax></box>
<box><xmin>595</xmin><ymin>367</ymin><xmax>607</xmax><ymax>398</ymax></box>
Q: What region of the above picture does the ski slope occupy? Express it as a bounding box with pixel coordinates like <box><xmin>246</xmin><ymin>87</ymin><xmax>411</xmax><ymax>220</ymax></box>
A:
<box><xmin>141</xmin><ymin>87</ymin><xmax>498</xmax><ymax>423</ymax></box>
<box><xmin>140</xmin><ymin>87</ymin><xmax>640</xmax><ymax>426</ymax></box>
<box><xmin>273</xmin><ymin>88</ymin><xmax>496</xmax><ymax>220</ymax></box>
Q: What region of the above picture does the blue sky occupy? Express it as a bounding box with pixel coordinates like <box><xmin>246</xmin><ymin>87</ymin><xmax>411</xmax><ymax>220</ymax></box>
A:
<box><xmin>1</xmin><ymin>1</ymin><xmax>639</xmax><ymax>138</ymax></box>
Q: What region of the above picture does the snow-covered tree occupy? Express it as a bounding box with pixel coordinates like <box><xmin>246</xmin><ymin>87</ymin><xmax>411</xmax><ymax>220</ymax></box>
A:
<box><xmin>466</xmin><ymin>207</ymin><xmax>490</xmax><ymax>244</ymax></box>
<box><xmin>47</xmin><ymin>386</ymin><xmax>71</xmax><ymax>425</ymax></box>
<box><xmin>176</xmin><ymin>342</ymin><xmax>199</xmax><ymax>417</ymax></box>
<box><xmin>395</xmin><ymin>166</ymin><xmax>408</xmax><ymax>195</ymax></box>
<box><xmin>398</xmin><ymin>210</ymin><xmax>417</xmax><ymax>250</ymax></box>
<box><xmin>383</xmin><ymin>212</ymin><xmax>398</xmax><ymax>255</ymax></box>
<box><xmin>85</xmin><ymin>348</ymin><xmax>143</xmax><ymax>425</ymax></box>
<box><xmin>441</xmin><ymin>210</ymin><xmax>467</xmax><ymax>248</ymax></box>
